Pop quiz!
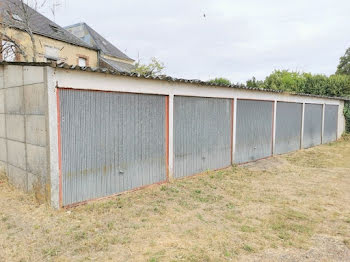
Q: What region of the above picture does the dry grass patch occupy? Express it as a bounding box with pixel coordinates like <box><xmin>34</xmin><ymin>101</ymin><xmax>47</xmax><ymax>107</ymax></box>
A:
<box><xmin>0</xmin><ymin>136</ymin><xmax>350</xmax><ymax>261</ymax></box>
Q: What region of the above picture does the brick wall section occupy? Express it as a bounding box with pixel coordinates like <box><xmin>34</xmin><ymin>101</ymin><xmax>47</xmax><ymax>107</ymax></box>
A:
<box><xmin>0</xmin><ymin>65</ymin><xmax>49</xmax><ymax>203</ymax></box>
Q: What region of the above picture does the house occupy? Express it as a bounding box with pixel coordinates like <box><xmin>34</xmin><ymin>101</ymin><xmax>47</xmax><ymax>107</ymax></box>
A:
<box><xmin>0</xmin><ymin>0</ymin><xmax>99</xmax><ymax>66</ymax></box>
<box><xmin>65</xmin><ymin>23</ymin><xmax>135</xmax><ymax>72</ymax></box>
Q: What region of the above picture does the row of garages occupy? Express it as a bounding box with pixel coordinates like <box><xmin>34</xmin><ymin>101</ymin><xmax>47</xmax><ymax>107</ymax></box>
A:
<box><xmin>58</xmin><ymin>90</ymin><xmax>338</xmax><ymax>206</ymax></box>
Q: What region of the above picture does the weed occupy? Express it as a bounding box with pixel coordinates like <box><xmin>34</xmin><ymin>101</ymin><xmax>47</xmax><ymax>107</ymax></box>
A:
<box><xmin>74</xmin><ymin>231</ymin><xmax>87</xmax><ymax>241</ymax></box>
<box><xmin>240</xmin><ymin>225</ymin><xmax>256</xmax><ymax>233</ymax></box>
<box><xmin>107</xmin><ymin>221</ymin><xmax>114</xmax><ymax>231</ymax></box>
<box><xmin>42</xmin><ymin>247</ymin><xmax>59</xmax><ymax>257</ymax></box>
<box><xmin>226</xmin><ymin>202</ymin><xmax>235</xmax><ymax>209</ymax></box>
<box><xmin>242</xmin><ymin>244</ymin><xmax>254</xmax><ymax>252</ymax></box>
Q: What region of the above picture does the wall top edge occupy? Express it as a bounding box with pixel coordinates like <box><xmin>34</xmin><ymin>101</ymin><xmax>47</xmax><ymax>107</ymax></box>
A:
<box><xmin>1</xmin><ymin>61</ymin><xmax>349</xmax><ymax>102</ymax></box>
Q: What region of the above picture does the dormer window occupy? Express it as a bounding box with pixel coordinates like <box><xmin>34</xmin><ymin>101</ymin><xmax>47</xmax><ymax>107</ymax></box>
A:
<box><xmin>50</xmin><ymin>24</ymin><xmax>63</xmax><ymax>33</ymax></box>
<box><xmin>12</xmin><ymin>13</ymin><xmax>23</xmax><ymax>22</ymax></box>
<box><xmin>7</xmin><ymin>11</ymin><xmax>23</xmax><ymax>22</ymax></box>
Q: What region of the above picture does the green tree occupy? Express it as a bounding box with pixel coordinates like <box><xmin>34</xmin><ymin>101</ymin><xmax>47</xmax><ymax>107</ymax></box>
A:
<box><xmin>133</xmin><ymin>57</ymin><xmax>165</xmax><ymax>77</ymax></box>
<box><xmin>263</xmin><ymin>70</ymin><xmax>306</xmax><ymax>93</ymax></box>
<box><xmin>336</xmin><ymin>48</ymin><xmax>350</xmax><ymax>75</ymax></box>
<box><xmin>208</xmin><ymin>77</ymin><xmax>231</xmax><ymax>86</ymax></box>
<box><xmin>246</xmin><ymin>76</ymin><xmax>264</xmax><ymax>88</ymax></box>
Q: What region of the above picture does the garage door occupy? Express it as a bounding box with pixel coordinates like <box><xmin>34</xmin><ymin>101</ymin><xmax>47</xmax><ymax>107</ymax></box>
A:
<box><xmin>323</xmin><ymin>105</ymin><xmax>338</xmax><ymax>144</ymax></box>
<box><xmin>174</xmin><ymin>96</ymin><xmax>232</xmax><ymax>179</ymax></box>
<box><xmin>275</xmin><ymin>102</ymin><xmax>302</xmax><ymax>154</ymax></box>
<box><xmin>235</xmin><ymin>100</ymin><xmax>273</xmax><ymax>164</ymax></box>
<box><xmin>59</xmin><ymin>89</ymin><xmax>167</xmax><ymax>206</ymax></box>
<box><xmin>303</xmin><ymin>104</ymin><xmax>322</xmax><ymax>148</ymax></box>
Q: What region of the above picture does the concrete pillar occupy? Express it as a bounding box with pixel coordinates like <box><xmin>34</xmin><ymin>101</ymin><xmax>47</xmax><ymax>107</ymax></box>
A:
<box><xmin>45</xmin><ymin>67</ymin><xmax>60</xmax><ymax>209</ymax></box>
<box><xmin>272</xmin><ymin>100</ymin><xmax>277</xmax><ymax>155</ymax></box>
<box><xmin>301</xmin><ymin>103</ymin><xmax>305</xmax><ymax>149</ymax></box>
<box><xmin>321</xmin><ymin>103</ymin><xmax>325</xmax><ymax>144</ymax></box>
<box><xmin>168</xmin><ymin>94</ymin><xmax>174</xmax><ymax>180</ymax></box>
<box><xmin>232</xmin><ymin>98</ymin><xmax>237</xmax><ymax>164</ymax></box>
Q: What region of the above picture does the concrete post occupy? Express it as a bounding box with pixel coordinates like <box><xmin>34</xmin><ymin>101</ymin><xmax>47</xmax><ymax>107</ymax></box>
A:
<box><xmin>168</xmin><ymin>94</ymin><xmax>174</xmax><ymax>181</ymax></box>
<box><xmin>301</xmin><ymin>103</ymin><xmax>305</xmax><ymax>149</ymax></box>
<box><xmin>272</xmin><ymin>100</ymin><xmax>277</xmax><ymax>155</ymax></box>
<box><xmin>232</xmin><ymin>98</ymin><xmax>237</xmax><ymax>164</ymax></box>
<box><xmin>45</xmin><ymin>67</ymin><xmax>60</xmax><ymax>209</ymax></box>
<box><xmin>321</xmin><ymin>103</ymin><xmax>325</xmax><ymax>144</ymax></box>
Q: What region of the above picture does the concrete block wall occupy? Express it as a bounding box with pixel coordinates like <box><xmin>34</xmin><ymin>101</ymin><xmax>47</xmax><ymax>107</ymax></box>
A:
<box><xmin>0</xmin><ymin>65</ymin><xmax>49</xmax><ymax>203</ymax></box>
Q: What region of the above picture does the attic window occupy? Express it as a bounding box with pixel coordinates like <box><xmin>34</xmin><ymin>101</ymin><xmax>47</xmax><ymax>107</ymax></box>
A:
<box><xmin>50</xmin><ymin>24</ymin><xmax>62</xmax><ymax>33</ymax></box>
<box><xmin>11</xmin><ymin>14</ymin><xmax>23</xmax><ymax>22</ymax></box>
<box><xmin>78</xmin><ymin>57</ymin><xmax>87</xmax><ymax>67</ymax></box>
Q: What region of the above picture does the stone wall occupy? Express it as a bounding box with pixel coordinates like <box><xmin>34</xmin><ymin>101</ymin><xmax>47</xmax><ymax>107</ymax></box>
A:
<box><xmin>0</xmin><ymin>65</ymin><xmax>49</xmax><ymax>203</ymax></box>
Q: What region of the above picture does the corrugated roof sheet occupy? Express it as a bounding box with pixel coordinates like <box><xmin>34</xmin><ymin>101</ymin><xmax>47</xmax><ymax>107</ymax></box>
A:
<box><xmin>100</xmin><ymin>57</ymin><xmax>135</xmax><ymax>73</ymax></box>
<box><xmin>0</xmin><ymin>0</ymin><xmax>96</xmax><ymax>50</ymax></box>
<box><xmin>1</xmin><ymin>61</ymin><xmax>349</xmax><ymax>101</ymax></box>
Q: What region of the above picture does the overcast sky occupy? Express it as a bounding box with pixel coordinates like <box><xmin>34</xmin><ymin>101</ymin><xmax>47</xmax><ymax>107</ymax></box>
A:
<box><xmin>40</xmin><ymin>0</ymin><xmax>350</xmax><ymax>83</ymax></box>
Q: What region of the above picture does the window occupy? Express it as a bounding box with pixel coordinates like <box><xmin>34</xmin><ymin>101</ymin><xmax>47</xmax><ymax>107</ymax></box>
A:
<box><xmin>78</xmin><ymin>57</ymin><xmax>87</xmax><ymax>67</ymax></box>
<box><xmin>49</xmin><ymin>24</ymin><xmax>63</xmax><ymax>33</ymax></box>
<box><xmin>44</xmin><ymin>45</ymin><xmax>59</xmax><ymax>61</ymax></box>
<box><xmin>7</xmin><ymin>11</ymin><xmax>23</xmax><ymax>22</ymax></box>
<box><xmin>12</xmin><ymin>14</ymin><xmax>23</xmax><ymax>22</ymax></box>
<box><xmin>2</xmin><ymin>41</ymin><xmax>16</xmax><ymax>62</ymax></box>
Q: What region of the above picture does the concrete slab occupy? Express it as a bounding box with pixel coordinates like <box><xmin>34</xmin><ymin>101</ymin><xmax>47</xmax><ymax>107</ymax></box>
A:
<box><xmin>24</xmin><ymin>83</ymin><xmax>46</xmax><ymax>115</ymax></box>
<box><xmin>0</xmin><ymin>89</ymin><xmax>4</xmax><ymax>113</ymax></box>
<box><xmin>26</xmin><ymin>143</ymin><xmax>47</xmax><ymax>177</ymax></box>
<box><xmin>7</xmin><ymin>140</ymin><xmax>26</xmax><ymax>170</ymax></box>
<box><xmin>0</xmin><ymin>138</ymin><xmax>7</xmax><ymax>162</ymax></box>
<box><xmin>26</xmin><ymin>115</ymin><xmax>47</xmax><ymax>146</ymax></box>
<box><xmin>6</xmin><ymin>114</ymin><xmax>25</xmax><ymax>142</ymax></box>
<box><xmin>5</xmin><ymin>86</ymin><xmax>24</xmax><ymax>114</ymax></box>
<box><xmin>4</xmin><ymin>65</ymin><xmax>23</xmax><ymax>88</ymax></box>
<box><xmin>0</xmin><ymin>114</ymin><xmax>5</xmax><ymax>138</ymax></box>
<box><xmin>7</xmin><ymin>164</ymin><xmax>27</xmax><ymax>191</ymax></box>
<box><xmin>23</xmin><ymin>66</ymin><xmax>44</xmax><ymax>85</ymax></box>
<box><xmin>0</xmin><ymin>66</ymin><xmax>4</xmax><ymax>89</ymax></box>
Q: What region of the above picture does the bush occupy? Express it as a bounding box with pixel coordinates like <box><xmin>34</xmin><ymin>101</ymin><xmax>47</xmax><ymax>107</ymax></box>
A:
<box><xmin>344</xmin><ymin>102</ymin><xmax>350</xmax><ymax>133</ymax></box>
<box><xmin>208</xmin><ymin>78</ymin><xmax>231</xmax><ymax>86</ymax></box>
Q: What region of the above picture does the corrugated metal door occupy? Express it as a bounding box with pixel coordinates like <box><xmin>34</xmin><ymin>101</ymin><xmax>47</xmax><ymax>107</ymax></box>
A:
<box><xmin>174</xmin><ymin>96</ymin><xmax>232</xmax><ymax>179</ymax></box>
<box><xmin>323</xmin><ymin>104</ymin><xmax>338</xmax><ymax>144</ymax></box>
<box><xmin>235</xmin><ymin>100</ymin><xmax>273</xmax><ymax>164</ymax></box>
<box><xmin>59</xmin><ymin>89</ymin><xmax>167</xmax><ymax>206</ymax></box>
<box><xmin>303</xmin><ymin>104</ymin><xmax>322</xmax><ymax>148</ymax></box>
<box><xmin>275</xmin><ymin>102</ymin><xmax>302</xmax><ymax>154</ymax></box>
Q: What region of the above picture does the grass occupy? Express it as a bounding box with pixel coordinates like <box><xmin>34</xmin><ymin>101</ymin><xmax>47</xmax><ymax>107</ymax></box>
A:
<box><xmin>0</xmin><ymin>136</ymin><xmax>350</xmax><ymax>261</ymax></box>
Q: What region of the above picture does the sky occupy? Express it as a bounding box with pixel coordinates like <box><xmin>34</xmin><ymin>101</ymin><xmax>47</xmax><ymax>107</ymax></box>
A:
<box><xmin>38</xmin><ymin>0</ymin><xmax>350</xmax><ymax>84</ymax></box>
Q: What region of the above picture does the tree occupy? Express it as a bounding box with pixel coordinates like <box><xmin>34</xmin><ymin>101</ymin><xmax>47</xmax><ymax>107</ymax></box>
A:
<box><xmin>336</xmin><ymin>47</ymin><xmax>350</xmax><ymax>75</ymax></box>
<box><xmin>0</xmin><ymin>0</ymin><xmax>60</xmax><ymax>62</ymax></box>
<box><xmin>246</xmin><ymin>76</ymin><xmax>264</xmax><ymax>89</ymax></box>
<box><xmin>133</xmin><ymin>57</ymin><xmax>165</xmax><ymax>77</ymax></box>
<box><xmin>208</xmin><ymin>77</ymin><xmax>231</xmax><ymax>86</ymax></box>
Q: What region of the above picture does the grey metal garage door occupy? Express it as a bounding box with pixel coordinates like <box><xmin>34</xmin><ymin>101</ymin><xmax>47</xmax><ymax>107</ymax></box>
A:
<box><xmin>275</xmin><ymin>102</ymin><xmax>302</xmax><ymax>154</ymax></box>
<box><xmin>323</xmin><ymin>104</ymin><xmax>338</xmax><ymax>144</ymax></box>
<box><xmin>59</xmin><ymin>89</ymin><xmax>167</xmax><ymax>206</ymax></box>
<box><xmin>235</xmin><ymin>100</ymin><xmax>273</xmax><ymax>164</ymax></box>
<box><xmin>303</xmin><ymin>104</ymin><xmax>322</xmax><ymax>148</ymax></box>
<box><xmin>174</xmin><ymin>96</ymin><xmax>232</xmax><ymax>179</ymax></box>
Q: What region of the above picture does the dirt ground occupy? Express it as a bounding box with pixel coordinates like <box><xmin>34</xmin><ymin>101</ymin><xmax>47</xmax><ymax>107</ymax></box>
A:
<box><xmin>1</xmin><ymin>136</ymin><xmax>350</xmax><ymax>262</ymax></box>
